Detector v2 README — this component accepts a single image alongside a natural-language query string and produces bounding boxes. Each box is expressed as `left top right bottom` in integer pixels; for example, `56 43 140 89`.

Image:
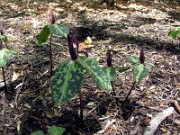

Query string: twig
143 107 174 135
170 100 180 115
173 100 180 114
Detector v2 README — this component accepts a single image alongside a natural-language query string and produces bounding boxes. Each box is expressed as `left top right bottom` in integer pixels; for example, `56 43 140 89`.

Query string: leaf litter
0 0 179 134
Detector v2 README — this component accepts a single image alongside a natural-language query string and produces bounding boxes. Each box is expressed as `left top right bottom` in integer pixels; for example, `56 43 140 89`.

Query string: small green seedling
122 48 155 106
31 126 66 135
50 34 112 126
0 30 16 93
36 11 69 76
168 26 180 39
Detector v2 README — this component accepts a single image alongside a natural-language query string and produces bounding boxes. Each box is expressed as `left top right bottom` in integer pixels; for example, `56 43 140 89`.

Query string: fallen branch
143 107 174 135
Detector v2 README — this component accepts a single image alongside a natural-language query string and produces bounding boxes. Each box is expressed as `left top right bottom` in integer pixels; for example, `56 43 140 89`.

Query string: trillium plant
103 46 129 105
0 30 16 93
122 48 155 106
50 34 112 126
34 12 156 132
36 11 69 76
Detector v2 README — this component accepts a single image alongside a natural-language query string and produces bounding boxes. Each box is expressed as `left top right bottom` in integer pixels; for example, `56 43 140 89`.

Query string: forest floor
0 0 180 135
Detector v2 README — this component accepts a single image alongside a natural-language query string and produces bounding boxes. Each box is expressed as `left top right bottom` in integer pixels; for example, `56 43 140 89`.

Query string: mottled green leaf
103 67 116 81
48 126 66 135
146 63 155 70
133 64 149 84
127 56 140 64
31 130 44 135
0 35 8 42
77 57 112 90
49 24 69 38
36 25 50 46
0 48 17 68
116 66 129 73
50 60 84 106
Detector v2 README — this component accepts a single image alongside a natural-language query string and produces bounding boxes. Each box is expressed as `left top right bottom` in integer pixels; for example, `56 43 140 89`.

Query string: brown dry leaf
143 117 151 126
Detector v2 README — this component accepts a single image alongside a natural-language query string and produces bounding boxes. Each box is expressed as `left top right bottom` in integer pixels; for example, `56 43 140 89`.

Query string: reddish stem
121 81 136 107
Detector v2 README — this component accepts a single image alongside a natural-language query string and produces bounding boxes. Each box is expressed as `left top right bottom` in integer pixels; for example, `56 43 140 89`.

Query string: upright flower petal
50 11 56 24
107 46 112 67
71 35 79 47
139 48 145 64
67 34 77 60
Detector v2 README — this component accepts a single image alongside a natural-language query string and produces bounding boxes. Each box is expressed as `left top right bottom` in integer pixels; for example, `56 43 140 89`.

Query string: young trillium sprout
139 48 145 64
105 46 119 105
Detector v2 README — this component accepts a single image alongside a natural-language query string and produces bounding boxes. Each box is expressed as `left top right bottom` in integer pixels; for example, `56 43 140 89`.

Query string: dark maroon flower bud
0 29 3 35
139 48 145 64
67 34 78 60
50 11 56 24
107 47 112 67
0 40 3 50
71 35 79 47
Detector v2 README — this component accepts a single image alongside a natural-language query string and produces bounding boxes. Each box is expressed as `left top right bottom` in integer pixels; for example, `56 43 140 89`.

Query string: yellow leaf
79 37 94 51
84 37 92 44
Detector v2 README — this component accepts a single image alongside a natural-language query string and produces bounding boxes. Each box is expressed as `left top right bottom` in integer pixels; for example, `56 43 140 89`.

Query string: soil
0 0 180 135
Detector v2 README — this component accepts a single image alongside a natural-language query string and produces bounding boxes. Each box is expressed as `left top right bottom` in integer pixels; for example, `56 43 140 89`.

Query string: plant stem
49 34 53 76
2 67 8 93
79 90 83 127
111 81 119 106
121 81 136 107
